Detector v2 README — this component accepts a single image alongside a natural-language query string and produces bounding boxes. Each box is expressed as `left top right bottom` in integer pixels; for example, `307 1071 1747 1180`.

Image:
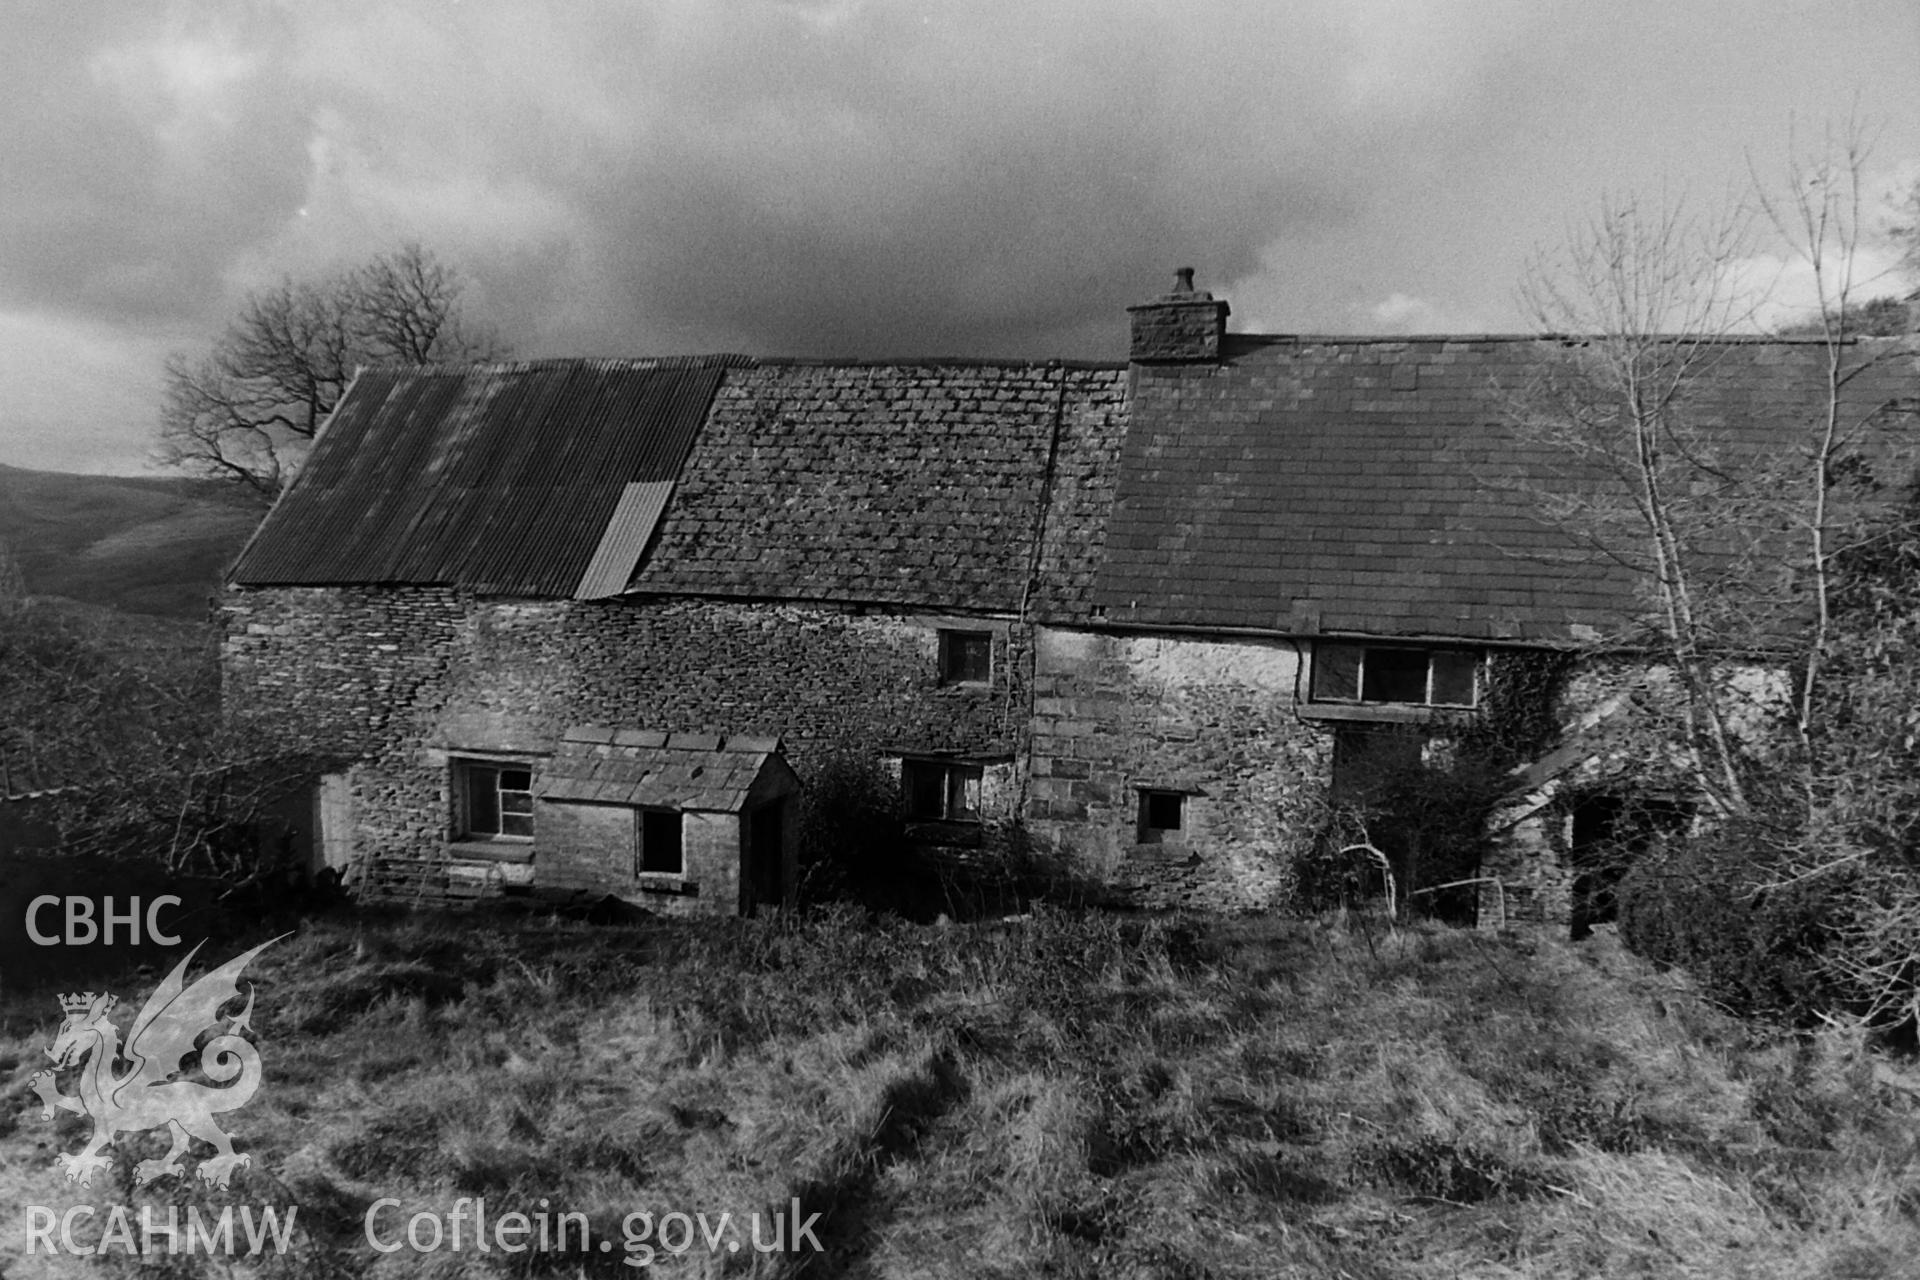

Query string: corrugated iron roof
537 727 789 812
229 358 739 597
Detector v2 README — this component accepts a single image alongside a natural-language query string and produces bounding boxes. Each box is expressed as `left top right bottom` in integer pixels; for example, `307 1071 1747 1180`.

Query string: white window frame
456 760 535 841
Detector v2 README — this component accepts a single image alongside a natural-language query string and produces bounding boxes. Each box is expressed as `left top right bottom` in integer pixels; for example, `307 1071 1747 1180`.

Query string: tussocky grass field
2 905 1917 1278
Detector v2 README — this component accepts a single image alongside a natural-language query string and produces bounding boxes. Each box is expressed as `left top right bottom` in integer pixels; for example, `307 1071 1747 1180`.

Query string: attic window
1137 789 1186 844
460 763 534 840
1310 644 1479 708
635 808 684 876
903 759 983 823
938 630 993 685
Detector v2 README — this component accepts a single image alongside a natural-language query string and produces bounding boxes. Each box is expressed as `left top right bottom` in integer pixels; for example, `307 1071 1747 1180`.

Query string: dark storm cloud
204 0 1449 359
550 2 1377 356
0 2 312 324
0 1 1605 357
280 0 1531 354
1 0 1915 472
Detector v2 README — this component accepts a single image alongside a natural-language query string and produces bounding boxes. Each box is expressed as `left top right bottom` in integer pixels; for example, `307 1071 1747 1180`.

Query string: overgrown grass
3 907 1917 1277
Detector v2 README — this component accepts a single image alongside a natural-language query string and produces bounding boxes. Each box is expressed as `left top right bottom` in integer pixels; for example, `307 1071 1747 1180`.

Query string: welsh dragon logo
28 936 284 1189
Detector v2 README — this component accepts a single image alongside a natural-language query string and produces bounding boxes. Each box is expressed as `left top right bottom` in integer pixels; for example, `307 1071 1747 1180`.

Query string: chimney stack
1128 268 1230 363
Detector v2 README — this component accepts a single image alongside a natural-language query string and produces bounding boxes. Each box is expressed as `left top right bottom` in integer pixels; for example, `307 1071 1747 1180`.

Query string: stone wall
221 587 1030 898
222 585 466 756
1023 627 1331 910
535 800 740 917
537 800 641 895
229 586 1747 919
222 588 1348 913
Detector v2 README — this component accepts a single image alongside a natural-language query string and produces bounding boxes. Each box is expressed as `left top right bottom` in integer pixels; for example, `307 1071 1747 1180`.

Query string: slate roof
224 322 1914 643
628 362 1127 611
229 359 735 597
1093 334 1918 643
537 727 786 812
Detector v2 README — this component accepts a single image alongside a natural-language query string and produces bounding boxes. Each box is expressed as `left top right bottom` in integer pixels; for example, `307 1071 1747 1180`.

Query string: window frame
634 807 685 877
456 760 535 842
901 758 985 823
937 629 994 687
1136 788 1187 845
1309 643 1481 709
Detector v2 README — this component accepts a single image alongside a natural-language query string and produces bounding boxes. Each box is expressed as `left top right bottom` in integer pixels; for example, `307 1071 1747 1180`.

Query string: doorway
1568 794 1687 940
744 800 786 914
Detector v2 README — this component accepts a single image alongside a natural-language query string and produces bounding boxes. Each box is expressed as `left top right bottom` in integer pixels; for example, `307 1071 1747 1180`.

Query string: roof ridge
1226 331 1892 347
358 354 756 375
357 354 1135 375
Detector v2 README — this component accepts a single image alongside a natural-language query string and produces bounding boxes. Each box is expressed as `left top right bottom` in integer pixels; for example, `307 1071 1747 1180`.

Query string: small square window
939 630 992 685
903 759 984 822
636 809 683 875
1138 789 1186 844
460 763 534 840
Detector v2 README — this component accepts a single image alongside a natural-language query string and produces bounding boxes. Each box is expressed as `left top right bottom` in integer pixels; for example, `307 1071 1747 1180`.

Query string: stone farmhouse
220 274 1917 925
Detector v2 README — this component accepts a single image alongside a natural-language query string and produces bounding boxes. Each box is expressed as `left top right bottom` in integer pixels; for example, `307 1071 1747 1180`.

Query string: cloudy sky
2 0 1915 474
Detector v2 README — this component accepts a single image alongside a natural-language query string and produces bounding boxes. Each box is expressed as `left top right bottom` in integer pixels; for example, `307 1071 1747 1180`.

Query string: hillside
0 464 261 618
2 909 1914 1277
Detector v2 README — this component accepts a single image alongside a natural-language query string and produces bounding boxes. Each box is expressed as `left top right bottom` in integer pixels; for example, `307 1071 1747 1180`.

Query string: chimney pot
1174 266 1195 294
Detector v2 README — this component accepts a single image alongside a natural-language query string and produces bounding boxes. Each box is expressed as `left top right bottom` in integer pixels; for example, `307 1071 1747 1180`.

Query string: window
1311 644 1479 707
461 763 533 840
938 630 993 685
903 759 984 822
1137 789 1186 844
636 809 684 876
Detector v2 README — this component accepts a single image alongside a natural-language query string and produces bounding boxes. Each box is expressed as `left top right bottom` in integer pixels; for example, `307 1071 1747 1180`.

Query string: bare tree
1808 492 1920 1029
1515 193 1768 816
156 243 505 500
1520 128 1920 1032
1753 123 1920 1030
1749 119 1911 766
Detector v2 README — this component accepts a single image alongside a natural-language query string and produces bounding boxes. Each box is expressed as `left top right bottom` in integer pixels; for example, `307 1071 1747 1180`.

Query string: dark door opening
744 801 785 915
1569 794 1687 940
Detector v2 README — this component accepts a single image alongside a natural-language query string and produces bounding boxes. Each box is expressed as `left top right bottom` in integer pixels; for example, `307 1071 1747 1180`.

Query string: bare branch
154 244 507 498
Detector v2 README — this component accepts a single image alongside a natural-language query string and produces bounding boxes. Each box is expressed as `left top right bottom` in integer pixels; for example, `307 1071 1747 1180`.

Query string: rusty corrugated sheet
574 481 674 599
229 358 738 597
